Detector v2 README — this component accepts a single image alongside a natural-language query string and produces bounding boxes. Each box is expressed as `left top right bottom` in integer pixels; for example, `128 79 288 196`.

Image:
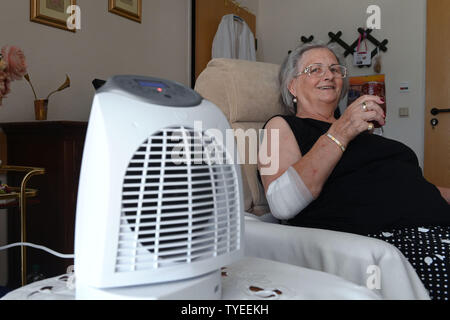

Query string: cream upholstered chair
194 58 431 300
195 58 284 216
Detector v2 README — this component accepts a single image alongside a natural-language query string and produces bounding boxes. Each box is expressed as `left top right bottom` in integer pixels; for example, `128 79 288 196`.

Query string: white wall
256 0 427 167
0 0 191 122
0 0 191 287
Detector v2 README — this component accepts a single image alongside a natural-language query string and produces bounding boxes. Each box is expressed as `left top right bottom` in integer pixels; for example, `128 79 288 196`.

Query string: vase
34 99 48 121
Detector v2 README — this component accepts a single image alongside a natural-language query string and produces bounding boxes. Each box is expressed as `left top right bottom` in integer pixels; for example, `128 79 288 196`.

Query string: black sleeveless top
263 115 450 235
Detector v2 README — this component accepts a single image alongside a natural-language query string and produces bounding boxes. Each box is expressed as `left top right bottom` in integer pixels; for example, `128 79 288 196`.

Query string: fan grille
115 127 240 272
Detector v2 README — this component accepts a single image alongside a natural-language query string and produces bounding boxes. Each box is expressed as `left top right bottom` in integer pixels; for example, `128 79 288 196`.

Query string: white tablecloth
244 215 431 300
2 257 380 300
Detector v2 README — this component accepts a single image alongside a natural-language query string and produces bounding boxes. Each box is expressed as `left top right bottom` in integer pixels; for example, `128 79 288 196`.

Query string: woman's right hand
328 95 386 147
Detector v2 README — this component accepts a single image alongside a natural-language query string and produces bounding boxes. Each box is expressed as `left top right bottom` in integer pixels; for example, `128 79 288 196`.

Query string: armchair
194 58 430 300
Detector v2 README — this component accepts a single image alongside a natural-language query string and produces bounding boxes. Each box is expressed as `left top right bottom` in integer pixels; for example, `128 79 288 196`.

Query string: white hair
279 41 349 115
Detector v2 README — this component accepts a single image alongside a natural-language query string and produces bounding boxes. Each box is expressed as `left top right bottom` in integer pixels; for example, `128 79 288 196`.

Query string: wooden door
424 0 450 187
193 0 256 83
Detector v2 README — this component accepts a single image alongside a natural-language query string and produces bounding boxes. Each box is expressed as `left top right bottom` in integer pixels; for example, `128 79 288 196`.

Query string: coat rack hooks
301 35 314 44
328 31 354 57
355 28 388 67
328 28 389 68
296 29 388 68
357 28 388 52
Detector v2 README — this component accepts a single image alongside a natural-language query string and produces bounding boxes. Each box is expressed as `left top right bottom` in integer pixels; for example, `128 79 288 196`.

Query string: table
1 257 380 300
0 165 45 286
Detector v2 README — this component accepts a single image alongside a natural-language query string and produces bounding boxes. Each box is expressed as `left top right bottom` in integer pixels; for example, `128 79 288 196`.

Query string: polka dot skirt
366 226 450 300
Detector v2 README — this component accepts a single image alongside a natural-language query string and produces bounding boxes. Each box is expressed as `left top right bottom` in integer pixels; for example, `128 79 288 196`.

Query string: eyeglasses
296 63 348 79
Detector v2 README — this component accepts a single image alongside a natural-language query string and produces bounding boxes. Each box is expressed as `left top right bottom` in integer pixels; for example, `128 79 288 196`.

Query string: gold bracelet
326 133 346 152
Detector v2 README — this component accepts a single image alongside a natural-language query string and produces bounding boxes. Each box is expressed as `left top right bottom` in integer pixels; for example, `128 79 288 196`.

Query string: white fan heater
74 75 244 299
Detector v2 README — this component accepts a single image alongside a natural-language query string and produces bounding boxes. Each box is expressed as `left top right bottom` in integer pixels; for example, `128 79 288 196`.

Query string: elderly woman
258 42 450 300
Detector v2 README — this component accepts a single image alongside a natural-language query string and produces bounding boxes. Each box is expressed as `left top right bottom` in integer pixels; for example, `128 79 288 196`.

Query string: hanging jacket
212 14 256 61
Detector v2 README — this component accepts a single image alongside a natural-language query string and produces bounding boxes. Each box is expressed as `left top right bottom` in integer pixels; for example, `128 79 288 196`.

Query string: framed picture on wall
30 0 78 32
108 0 142 23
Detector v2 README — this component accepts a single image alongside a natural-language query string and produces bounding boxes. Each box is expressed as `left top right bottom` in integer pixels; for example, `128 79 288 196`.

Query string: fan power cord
0 242 74 259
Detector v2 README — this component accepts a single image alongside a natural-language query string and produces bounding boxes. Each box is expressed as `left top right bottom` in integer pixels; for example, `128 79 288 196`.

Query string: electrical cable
0 242 74 259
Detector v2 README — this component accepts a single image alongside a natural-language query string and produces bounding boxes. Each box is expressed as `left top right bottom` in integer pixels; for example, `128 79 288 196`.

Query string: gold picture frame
30 0 77 32
109 0 142 23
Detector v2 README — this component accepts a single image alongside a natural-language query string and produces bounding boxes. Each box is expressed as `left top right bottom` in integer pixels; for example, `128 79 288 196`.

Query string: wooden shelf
0 185 40 209
0 198 40 209
0 187 39 200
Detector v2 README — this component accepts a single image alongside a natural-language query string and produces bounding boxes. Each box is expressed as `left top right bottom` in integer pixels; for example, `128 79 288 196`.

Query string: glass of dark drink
362 81 386 129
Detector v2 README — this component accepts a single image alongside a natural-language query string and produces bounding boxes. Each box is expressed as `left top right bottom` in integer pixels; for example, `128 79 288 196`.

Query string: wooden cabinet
1 121 87 288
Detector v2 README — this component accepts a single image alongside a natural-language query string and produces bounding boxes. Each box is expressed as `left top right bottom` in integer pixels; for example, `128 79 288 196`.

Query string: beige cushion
195 58 287 215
